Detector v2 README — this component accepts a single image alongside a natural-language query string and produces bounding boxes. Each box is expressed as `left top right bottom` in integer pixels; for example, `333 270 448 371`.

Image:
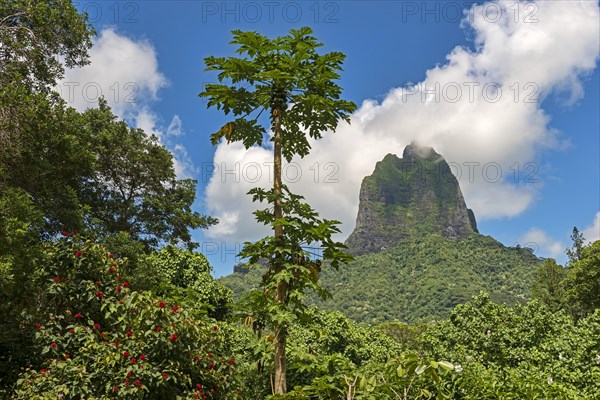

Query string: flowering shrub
14 236 241 399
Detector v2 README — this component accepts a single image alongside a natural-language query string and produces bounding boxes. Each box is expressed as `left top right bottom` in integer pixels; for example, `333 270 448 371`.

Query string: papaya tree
200 27 356 393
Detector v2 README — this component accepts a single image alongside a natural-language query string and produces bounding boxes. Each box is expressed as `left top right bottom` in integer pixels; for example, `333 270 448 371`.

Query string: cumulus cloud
57 28 167 118
204 0 599 243
134 112 197 179
134 107 163 138
57 28 196 180
520 228 564 259
583 212 600 244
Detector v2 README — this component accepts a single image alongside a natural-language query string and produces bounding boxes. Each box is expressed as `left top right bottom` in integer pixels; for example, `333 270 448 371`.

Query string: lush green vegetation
1 2 599 398
200 26 357 393
221 233 541 324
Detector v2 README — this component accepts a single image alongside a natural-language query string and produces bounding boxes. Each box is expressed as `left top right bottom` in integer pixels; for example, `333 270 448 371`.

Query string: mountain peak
345 144 478 255
401 142 438 160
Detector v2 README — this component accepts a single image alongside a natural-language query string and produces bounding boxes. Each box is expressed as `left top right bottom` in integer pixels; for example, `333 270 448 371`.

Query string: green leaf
437 361 454 370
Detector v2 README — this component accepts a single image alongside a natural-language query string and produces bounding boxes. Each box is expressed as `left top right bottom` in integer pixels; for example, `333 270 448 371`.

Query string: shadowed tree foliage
0 2 217 391
531 258 567 312
566 227 585 265
0 0 94 89
80 99 216 251
565 240 600 317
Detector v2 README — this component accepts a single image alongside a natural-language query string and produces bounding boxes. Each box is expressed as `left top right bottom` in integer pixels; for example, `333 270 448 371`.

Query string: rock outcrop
345 143 478 255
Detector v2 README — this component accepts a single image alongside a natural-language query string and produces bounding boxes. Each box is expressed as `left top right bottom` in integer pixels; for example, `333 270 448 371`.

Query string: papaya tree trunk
272 106 287 394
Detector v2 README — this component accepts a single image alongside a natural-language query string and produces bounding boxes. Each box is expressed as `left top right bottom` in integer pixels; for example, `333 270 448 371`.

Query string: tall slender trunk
272 106 287 394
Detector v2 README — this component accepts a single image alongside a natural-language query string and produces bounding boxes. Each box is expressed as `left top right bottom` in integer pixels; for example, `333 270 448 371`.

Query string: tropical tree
565 240 600 317
0 0 93 90
531 258 567 312
200 27 356 393
80 99 217 251
566 227 586 265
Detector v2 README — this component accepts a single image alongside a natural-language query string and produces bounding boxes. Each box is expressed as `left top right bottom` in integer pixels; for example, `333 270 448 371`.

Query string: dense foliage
200 26 356 393
220 233 541 324
0 0 216 392
423 293 600 399
13 236 240 399
1 2 599 398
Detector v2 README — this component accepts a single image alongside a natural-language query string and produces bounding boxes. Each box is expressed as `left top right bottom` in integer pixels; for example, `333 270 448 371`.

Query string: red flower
94 323 100 330
65 353 70 359
96 291 104 299
229 359 235 365
134 379 141 387
213 325 218 331
108 267 115 273
159 302 166 308
155 326 161 332
75 313 83 318
122 351 129 357
126 371 132 378
114 341 119 347
108 253 114 258
75 250 82 257
170 334 177 342
130 357 136 364
209 362 214 369
68 329 75 334
139 354 146 361
100 332 105 339
35 323 41 329
60 231 69 237
126 331 133 337
123 281 129 288
207 353 213 358
117 275 122 280
162 372 168 380
171 305 180 313
196 384 202 389
50 343 57 349
53 277 60 283
116 286 122 292
40 369 47 374
113 387 118 392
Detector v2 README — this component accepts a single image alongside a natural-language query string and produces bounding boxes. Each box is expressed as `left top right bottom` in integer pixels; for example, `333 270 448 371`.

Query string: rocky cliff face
345 143 478 255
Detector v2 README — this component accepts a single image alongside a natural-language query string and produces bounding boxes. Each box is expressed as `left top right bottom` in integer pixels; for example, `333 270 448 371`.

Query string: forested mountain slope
220 144 542 324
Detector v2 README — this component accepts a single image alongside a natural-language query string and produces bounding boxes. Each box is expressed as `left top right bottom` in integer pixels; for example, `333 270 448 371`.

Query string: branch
0 11 27 28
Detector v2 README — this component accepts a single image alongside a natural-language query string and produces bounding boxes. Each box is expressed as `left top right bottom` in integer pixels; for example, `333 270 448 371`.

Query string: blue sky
63 1 599 276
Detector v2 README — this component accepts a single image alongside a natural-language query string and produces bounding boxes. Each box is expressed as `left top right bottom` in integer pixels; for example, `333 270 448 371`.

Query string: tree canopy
201 26 356 393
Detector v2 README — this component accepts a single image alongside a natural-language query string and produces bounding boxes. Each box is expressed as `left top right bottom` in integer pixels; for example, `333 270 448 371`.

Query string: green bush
13 236 241 399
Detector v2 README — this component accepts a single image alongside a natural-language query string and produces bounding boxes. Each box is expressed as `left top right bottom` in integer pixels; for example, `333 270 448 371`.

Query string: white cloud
57 28 167 119
167 115 184 136
583 212 600 244
520 228 564 259
134 107 163 138
57 28 197 180
204 0 599 243
171 144 198 179
134 111 197 179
